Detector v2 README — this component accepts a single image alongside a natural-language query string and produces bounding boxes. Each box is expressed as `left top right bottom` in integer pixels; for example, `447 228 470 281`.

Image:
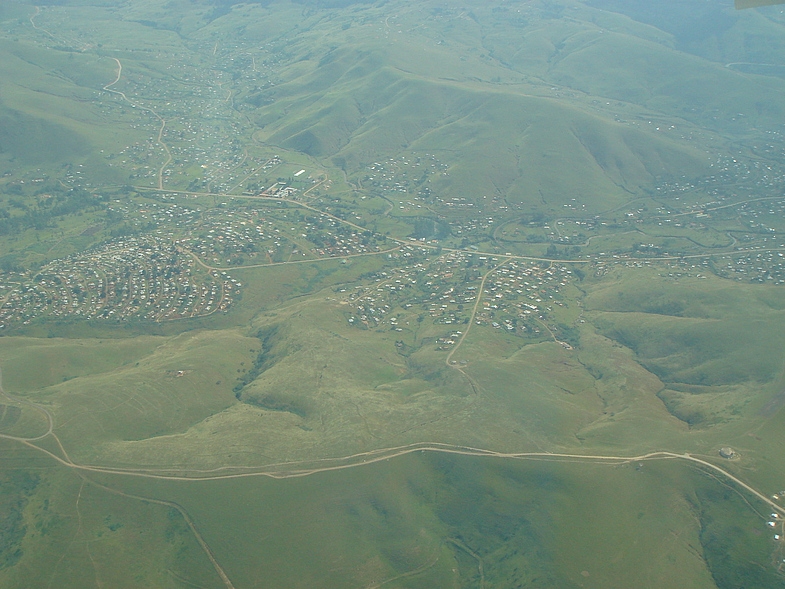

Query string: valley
1 0 785 587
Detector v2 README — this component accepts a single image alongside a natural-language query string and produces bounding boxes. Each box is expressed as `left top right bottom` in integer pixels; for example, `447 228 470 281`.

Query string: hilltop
2 1 785 588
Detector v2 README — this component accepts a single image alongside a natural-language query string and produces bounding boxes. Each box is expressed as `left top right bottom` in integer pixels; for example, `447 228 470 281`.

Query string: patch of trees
241 394 306 418
544 244 581 259
555 323 580 348
0 472 39 571
0 187 104 236
233 325 280 396
410 217 450 240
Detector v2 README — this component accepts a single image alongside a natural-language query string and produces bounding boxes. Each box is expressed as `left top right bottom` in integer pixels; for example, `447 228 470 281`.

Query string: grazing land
2 0 785 587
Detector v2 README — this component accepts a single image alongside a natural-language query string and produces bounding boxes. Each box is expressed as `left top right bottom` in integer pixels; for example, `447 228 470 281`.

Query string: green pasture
9 276 776 479
10 452 771 589
586 269 785 391
0 442 221 589
16 329 255 465
0 0 785 587
0 336 165 393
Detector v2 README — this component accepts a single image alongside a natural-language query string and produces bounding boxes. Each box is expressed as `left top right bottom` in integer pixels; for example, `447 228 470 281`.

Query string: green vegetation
1 0 785 587
0 471 38 570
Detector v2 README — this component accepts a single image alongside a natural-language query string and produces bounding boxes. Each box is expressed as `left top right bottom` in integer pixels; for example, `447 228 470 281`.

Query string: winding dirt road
4 363 784 589
445 256 511 367
0 368 54 442
103 58 172 190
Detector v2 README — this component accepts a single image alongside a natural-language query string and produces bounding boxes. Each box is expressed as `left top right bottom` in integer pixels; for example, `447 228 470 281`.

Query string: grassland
2 0 785 587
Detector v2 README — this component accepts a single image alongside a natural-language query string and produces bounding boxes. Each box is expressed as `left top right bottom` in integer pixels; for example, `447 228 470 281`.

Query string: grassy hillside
2 0 785 587
587 0 785 65
0 104 91 164
17 452 776 589
253 55 709 210
0 38 134 170
586 268 785 429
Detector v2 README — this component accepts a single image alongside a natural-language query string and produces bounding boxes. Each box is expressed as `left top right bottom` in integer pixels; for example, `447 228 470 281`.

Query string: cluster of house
364 154 449 201
184 206 389 266
717 248 785 284
100 54 274 191
0 237 234 329
343 249 572 344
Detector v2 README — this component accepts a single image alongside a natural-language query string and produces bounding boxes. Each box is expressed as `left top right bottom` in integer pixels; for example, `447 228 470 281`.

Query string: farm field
2 0 785 587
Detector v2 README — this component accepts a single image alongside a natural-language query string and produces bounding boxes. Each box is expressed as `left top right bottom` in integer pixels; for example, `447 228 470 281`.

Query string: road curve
0 368 54 441
10 432 785 517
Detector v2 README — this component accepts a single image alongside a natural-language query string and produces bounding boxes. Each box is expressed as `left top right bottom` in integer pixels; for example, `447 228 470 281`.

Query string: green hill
252 51 709 211
3 1 785 588
0 104 90 164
